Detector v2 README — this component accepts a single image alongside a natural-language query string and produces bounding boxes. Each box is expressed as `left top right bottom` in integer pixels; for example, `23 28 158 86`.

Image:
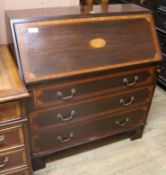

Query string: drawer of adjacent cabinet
155 10 166 32
0 125 25 152
30 86 153 130
158 31 166 54
159 54 166 80
0 149 27 174
32 67 156 109
159 0 166 7
31 107 147 154
0 101 23 124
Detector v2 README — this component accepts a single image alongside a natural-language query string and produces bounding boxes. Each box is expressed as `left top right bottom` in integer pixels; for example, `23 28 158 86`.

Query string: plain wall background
0 0 79 44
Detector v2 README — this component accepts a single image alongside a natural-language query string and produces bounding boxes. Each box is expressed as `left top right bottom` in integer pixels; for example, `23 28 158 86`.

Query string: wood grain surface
34 86 166 175
14 13 161 84
0 45 29 102
32 67 155 109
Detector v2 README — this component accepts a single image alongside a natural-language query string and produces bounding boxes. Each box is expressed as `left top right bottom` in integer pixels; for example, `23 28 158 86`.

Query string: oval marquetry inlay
89 38 106 49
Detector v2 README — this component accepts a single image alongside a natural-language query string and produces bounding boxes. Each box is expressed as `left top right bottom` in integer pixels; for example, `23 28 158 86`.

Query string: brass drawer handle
0 157 9 168
0 135 6 143
123 75 139 87
57 110 76 122
115 118 130 127
120 96 135 106
57 132 74 143
57 88 76 101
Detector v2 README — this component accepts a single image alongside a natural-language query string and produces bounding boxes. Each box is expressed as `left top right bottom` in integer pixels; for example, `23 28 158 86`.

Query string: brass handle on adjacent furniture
115 118 130 127
0 135 6 143
0 157 9 168
123 75 139 87
57 132 74 143
57 111 76 122
120 96 135 106
57 88 76 101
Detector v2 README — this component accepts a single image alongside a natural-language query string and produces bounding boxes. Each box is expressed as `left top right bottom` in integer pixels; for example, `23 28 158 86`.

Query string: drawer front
0 101 22 124
33 67 155 109
158 31 166 54
159 54 166 81
0 149 27 173
155 10 166 32
30 86 153 130
3 168 29 175
0 125 24 152
31 107 147 154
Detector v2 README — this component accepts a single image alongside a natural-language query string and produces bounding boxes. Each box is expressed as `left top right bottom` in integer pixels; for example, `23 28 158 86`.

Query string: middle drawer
30 86 153 131
0 125 25 152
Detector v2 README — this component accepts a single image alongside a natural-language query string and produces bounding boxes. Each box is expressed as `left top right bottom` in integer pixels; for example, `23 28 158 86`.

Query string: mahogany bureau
6 4 162 171
0 46 32 174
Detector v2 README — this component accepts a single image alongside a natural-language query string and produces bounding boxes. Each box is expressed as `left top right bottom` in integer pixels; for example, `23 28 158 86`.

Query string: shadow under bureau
6 4 162 171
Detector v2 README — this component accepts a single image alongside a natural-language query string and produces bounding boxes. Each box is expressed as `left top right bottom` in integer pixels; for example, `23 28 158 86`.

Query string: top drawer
33 67 156 109
0 101 23 124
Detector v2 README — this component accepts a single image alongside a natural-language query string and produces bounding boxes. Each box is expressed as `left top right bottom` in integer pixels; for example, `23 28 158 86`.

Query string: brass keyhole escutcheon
89 38 106 49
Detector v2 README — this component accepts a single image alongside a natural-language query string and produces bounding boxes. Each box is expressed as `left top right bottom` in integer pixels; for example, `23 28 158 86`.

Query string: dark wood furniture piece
154 0 166 88
80 0 159 10
6 4 162 171
0 45 33 175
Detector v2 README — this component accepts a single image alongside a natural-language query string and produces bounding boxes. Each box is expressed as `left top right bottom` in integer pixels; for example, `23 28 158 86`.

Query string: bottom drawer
0 149 27 174
3 168 29 175
31 107 147 155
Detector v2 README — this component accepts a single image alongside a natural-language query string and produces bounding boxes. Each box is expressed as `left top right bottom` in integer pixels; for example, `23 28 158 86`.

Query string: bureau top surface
0 45 29 103
7 4 162 85
6 4 150 22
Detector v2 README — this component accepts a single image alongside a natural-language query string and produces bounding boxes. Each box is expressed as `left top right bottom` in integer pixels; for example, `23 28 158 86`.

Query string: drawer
31 107 147 154
30 86 153 130
158 31 166 54
33 67 156 109
159 0 166 7
0 149 27 174
158 54 166 81
3 168 29 175
155 10 166 32
0 101 22 124
0 125 25 152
